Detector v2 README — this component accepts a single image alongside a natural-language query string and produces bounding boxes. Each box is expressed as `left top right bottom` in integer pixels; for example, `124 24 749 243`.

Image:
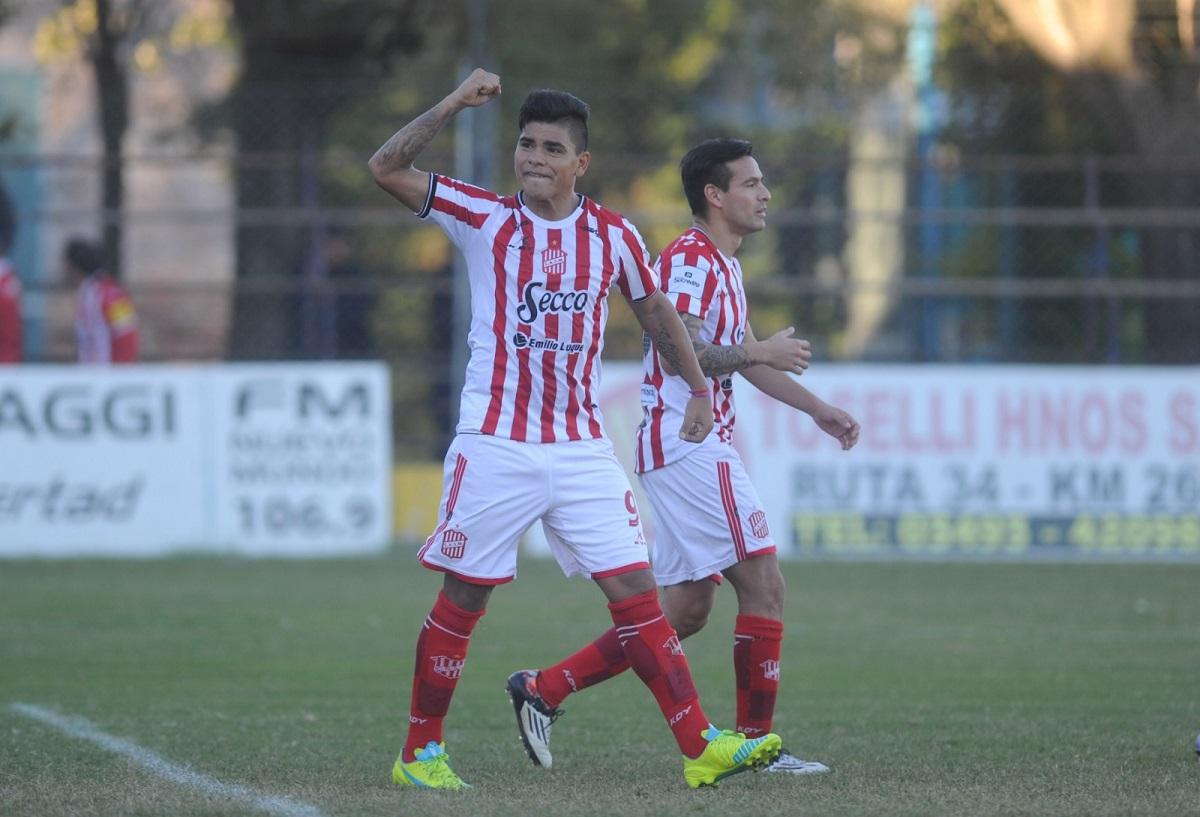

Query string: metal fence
3 149 1198 456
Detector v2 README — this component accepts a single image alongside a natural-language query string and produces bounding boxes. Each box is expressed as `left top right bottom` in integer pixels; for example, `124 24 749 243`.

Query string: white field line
9 703 327 817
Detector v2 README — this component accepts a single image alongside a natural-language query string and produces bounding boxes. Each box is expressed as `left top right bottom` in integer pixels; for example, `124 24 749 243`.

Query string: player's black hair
680 138 755 217
518 89 590 153
64 237 105 275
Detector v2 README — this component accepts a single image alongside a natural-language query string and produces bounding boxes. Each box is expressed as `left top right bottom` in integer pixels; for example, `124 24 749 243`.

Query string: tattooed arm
629 291 714 442
660 313 812 378
368 68 501 211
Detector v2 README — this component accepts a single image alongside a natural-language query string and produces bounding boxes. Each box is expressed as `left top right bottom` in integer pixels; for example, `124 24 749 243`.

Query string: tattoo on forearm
373 105 449 171
653 325 686 376
680 313 751 377
697 344 752 376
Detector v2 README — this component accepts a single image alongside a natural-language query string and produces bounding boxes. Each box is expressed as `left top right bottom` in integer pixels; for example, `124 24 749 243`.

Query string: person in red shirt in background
0 243 21 363
63 237 139 364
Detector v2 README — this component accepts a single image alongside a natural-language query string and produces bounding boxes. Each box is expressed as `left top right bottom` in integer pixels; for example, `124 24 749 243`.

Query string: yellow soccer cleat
682 725 783 789
392 741 471 790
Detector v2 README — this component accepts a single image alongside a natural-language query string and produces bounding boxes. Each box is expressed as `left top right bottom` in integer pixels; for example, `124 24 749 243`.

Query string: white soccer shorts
638 441 777 586
418 433 650 584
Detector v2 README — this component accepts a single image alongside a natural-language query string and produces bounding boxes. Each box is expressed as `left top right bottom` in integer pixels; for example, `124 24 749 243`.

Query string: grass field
1 553 1198 817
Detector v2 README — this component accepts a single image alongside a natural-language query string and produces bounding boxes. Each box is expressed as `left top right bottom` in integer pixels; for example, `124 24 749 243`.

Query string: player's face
514 121 589 204
716 156 771 235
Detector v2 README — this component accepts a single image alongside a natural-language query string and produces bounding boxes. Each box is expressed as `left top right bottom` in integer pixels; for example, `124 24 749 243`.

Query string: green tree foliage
223 0 431 360
32 0 225 276
223 0 900 453
937 0 1200 361
216 0 1199 453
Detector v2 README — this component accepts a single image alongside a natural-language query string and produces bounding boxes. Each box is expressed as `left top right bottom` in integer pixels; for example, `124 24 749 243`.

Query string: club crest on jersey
441 528 467 559
431 655 465 679
749 510 770 539
541 246 567 278
760 659 780 681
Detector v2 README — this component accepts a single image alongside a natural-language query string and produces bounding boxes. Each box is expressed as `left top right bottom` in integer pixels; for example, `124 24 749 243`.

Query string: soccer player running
507 138 860 775
369 73 782 791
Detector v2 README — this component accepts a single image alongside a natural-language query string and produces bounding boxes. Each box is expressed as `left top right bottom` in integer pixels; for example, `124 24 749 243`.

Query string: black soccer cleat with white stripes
766 748 831 775
506 669 563 768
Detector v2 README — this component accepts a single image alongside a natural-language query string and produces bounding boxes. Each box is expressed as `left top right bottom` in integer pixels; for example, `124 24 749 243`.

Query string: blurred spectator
63 237 139 364
0 183 22 363
0 245 20 364
325 226 376 359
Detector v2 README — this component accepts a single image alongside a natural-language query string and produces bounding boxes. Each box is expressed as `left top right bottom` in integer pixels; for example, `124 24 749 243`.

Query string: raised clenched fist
452 68 502 109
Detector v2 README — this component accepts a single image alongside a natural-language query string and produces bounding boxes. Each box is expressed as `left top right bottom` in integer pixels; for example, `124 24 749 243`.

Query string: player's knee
443 574 492 612
760 588 785 620
669 601 710 639
742 568 785 619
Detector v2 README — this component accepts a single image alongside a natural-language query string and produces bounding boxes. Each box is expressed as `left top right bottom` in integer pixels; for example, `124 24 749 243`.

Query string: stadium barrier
0 363 392 556
9 362 1196 561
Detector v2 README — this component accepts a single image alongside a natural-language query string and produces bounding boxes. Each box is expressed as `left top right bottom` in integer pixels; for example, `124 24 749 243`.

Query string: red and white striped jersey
75 273 139 364
635 227 748 473
420 173 659 443
0 257 22 363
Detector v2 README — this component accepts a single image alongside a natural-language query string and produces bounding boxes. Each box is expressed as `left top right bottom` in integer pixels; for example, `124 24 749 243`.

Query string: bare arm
631 291 708 390
629 291 713 442
741 324 860 450
681 313 751 375
368 68 501 211
662 313 812 378
741 363 823 413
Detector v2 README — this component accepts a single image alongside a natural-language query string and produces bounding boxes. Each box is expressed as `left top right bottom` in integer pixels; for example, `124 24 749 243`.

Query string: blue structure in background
907 1 944 361
0 69 44 360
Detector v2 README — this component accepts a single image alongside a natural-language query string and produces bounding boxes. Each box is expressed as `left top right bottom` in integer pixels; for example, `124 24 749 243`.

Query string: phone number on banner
791 513 1200 558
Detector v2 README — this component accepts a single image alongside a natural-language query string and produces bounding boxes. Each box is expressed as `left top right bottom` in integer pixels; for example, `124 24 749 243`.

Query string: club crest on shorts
430 655 465 679
441 528 468 559
749 510 770 539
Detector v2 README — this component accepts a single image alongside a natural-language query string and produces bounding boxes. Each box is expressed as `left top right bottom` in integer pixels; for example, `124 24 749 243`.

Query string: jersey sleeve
103 288 139 363
0 275 21 363
613 219 659 302
660 248 719 318
103 290 137 336
419 173 502 250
